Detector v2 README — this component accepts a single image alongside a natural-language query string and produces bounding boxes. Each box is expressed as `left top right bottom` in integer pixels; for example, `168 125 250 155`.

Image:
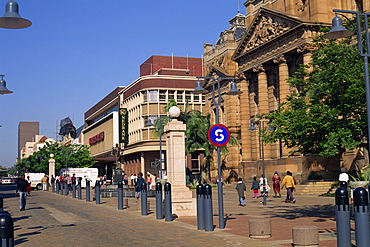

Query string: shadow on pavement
14 223 76 246
0 185 18 199
262 204 335 219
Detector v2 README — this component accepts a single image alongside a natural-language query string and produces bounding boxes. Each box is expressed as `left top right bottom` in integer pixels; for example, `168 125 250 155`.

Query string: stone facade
202 0 367 180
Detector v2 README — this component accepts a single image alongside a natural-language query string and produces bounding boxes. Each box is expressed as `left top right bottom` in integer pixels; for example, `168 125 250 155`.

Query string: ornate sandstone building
203 0 368 181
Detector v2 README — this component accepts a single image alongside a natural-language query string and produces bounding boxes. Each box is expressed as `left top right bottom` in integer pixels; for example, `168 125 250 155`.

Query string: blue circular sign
208 124 230 147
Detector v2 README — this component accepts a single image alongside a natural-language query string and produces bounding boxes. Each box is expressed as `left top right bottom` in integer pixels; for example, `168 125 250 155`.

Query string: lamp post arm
332 10 369 57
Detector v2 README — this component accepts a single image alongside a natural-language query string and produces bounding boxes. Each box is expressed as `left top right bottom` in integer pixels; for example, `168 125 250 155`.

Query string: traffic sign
208 124 230 147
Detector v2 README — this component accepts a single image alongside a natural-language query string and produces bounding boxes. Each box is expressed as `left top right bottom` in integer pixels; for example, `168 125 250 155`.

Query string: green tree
262 32 365 160
14 142 96 175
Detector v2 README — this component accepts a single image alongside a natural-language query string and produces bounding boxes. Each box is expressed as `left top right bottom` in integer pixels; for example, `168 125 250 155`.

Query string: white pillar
48 157 55 178
164 119 196 216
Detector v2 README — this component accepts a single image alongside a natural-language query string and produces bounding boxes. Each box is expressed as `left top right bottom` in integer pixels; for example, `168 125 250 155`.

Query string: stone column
253 64 269 115
48 157 55 178
273 55 291 104
224 82 240 172
253 64 272 159
140 152 145 177
238 73 252 162
164 119 196 216
274 55 291 158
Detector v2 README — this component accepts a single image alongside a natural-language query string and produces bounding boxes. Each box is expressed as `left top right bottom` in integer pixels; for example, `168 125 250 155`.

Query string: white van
59 168 99 188
24 173 45 190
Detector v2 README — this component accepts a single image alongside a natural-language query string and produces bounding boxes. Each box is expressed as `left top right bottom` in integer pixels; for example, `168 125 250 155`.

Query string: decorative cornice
297 42 320 53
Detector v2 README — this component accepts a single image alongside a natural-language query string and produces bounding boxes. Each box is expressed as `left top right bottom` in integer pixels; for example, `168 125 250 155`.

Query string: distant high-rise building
18 122 39 159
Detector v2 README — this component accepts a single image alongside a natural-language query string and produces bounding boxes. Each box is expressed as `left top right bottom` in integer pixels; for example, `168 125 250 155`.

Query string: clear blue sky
0 0 243 167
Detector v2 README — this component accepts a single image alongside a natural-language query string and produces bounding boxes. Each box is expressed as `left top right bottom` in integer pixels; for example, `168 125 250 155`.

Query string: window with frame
185 91 191 102
168 90 175 101
177 91 184 102
142 91 148 103
149 90 158 102
159 90 166 102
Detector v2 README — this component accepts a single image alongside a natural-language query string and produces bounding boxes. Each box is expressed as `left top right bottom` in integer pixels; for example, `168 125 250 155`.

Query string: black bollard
95 181 101 204
196 184 205 230
118 181 123 210
78 178 82 200
141 182 148 216
164 182 172 221
86 179 90 202
63 180 67 196
203 184 214 232
56 181 59 194
0 211 14 247
72 181 76 198
155 182 163 220
46 182 49 192
59 182 63 195
0 196 3 211
335 187 351 247
353 187 370 247
51 181 55 193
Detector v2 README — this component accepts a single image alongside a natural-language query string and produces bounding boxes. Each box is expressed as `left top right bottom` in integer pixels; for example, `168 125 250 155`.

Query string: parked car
1 177 12 185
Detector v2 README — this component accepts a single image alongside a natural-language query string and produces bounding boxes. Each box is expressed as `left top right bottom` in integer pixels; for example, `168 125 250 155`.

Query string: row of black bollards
196 184 213 231
52 178 86 202
335 182 370 247
153 182 172 221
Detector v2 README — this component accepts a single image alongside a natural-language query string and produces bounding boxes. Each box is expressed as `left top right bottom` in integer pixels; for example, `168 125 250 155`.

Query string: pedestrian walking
272 171 281 198
251 176 260 198
51 175 55 192
16 175 28 211
235 178 246 206
67 174 72 191
71 174 76 186
123 172 128 185
41 175 48 191
281 171 296 203
259 175 270 197
26 175 31 195
146 174 153 190
135 172 145 203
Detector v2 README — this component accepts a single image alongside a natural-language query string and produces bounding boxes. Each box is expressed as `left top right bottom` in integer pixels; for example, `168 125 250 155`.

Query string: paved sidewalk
1 184 345 246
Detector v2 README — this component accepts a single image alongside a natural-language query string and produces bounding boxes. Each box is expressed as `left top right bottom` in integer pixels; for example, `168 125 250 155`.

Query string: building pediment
233 7 308 62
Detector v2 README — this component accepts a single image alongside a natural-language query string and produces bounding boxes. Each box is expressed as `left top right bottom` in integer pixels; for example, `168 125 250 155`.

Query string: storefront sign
119 108 128 144
89 132 104 145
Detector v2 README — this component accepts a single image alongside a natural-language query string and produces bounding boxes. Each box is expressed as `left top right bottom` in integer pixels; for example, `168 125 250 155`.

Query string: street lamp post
38 156 43 173
0 0 31 29
192 76 242 230
60 150 71 173
0 1 31 95
0 75 12 95
324 10 370 152
249 120 272 206
145 116 168 180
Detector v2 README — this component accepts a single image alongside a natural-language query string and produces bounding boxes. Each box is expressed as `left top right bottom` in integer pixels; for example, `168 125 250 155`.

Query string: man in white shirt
339 167 349 187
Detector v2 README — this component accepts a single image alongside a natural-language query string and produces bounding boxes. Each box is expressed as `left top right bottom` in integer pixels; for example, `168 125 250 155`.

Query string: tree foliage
13 142 96 175
262 32 365 158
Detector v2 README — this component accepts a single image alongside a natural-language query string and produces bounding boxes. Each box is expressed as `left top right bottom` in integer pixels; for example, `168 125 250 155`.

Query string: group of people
236 170 297 206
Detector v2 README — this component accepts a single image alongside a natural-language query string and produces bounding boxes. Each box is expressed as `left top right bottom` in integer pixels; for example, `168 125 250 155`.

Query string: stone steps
294 181 338 195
